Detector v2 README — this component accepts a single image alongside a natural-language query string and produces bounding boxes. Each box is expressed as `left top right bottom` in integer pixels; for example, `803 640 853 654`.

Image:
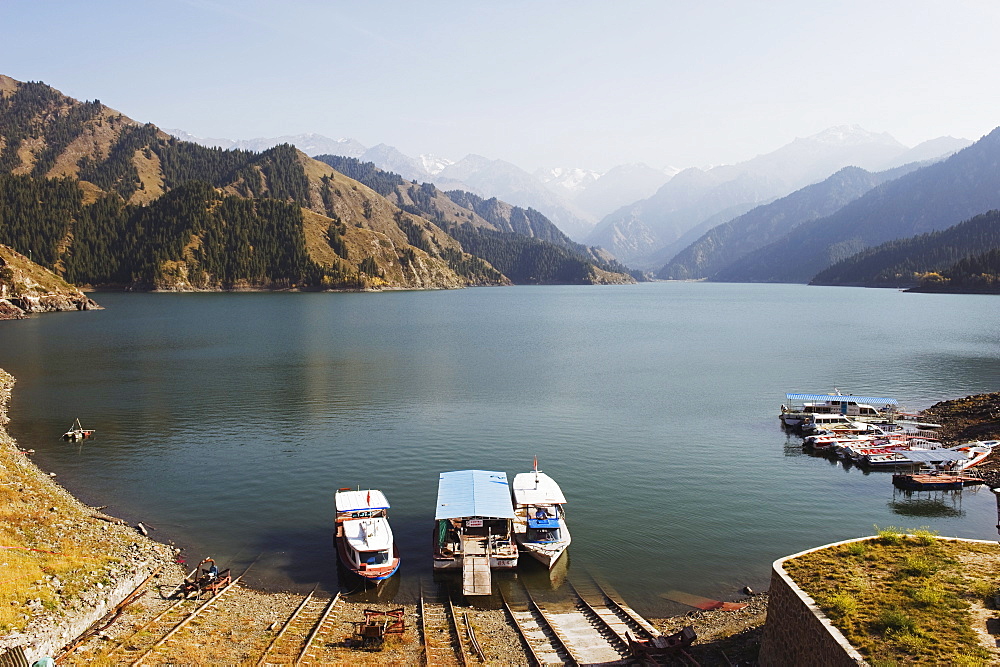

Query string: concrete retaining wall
759 535 999 666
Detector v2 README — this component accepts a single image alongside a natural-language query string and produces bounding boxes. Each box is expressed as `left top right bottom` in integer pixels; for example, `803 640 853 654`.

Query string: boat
781 392 898 428
864 442 995 469
433 470 518 595
334 488 400 582
511 458 571 569
62 418 95 441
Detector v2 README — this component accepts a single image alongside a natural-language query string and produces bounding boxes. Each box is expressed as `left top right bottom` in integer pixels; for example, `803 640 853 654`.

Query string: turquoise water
2 283 999 616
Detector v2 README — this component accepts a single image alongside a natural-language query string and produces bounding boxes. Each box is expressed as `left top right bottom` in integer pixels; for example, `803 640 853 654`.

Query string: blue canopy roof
786 393 898 406
435 470 516 520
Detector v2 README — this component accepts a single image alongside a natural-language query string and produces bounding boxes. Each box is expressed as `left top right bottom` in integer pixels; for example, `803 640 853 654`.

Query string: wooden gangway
462 556 491 596
461 535 492 596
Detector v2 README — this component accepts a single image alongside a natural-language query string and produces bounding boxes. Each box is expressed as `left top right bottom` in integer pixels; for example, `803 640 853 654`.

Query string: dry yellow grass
783 530 1000 665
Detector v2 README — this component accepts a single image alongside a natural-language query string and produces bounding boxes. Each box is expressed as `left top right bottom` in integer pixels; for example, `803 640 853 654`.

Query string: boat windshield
361 550 390 566
527 527 560 543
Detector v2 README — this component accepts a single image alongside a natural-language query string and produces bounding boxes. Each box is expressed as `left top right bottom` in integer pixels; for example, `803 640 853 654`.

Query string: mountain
170 130 624 238
657 162 925 280
0 75 516 290
911 246 1000 293
538 163 678 222
586 166 781 268
713 127 1000 283
166 129 367 158
584 125 960 270
881 136 972 169
809 209 1000 288
312 155 633 284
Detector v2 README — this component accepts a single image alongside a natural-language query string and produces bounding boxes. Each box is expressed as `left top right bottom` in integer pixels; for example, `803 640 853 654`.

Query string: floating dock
892 472 984 491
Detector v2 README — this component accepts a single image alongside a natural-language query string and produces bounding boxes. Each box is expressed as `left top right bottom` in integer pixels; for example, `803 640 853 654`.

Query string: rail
420 581 466 666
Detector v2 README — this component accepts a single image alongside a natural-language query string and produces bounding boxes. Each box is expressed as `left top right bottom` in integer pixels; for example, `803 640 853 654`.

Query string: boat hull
515 536 569 569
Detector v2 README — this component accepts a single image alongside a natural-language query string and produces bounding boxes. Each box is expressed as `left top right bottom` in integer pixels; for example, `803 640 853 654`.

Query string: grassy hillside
0 75 505 291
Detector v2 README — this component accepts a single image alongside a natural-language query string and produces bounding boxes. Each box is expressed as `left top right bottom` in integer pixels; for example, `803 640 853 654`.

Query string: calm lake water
2 283 999 616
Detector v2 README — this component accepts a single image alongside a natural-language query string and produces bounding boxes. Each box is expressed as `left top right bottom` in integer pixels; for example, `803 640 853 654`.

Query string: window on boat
363 550 390 566
527 528 559 542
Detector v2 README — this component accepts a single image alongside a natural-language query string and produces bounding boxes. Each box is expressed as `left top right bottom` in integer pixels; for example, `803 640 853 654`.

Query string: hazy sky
3 1 998 172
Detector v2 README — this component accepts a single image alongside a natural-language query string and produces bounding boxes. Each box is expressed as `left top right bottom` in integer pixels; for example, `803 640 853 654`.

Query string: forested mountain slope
910 247 1000 293
0 75 508 290
713 127 1000 283
810 210 1000 288
314 155 633 284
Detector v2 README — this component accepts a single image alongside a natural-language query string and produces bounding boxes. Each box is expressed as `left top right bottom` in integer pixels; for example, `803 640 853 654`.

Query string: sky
2 0 999 173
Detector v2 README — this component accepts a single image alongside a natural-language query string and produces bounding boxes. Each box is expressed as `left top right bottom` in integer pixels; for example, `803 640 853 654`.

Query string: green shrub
876 607 917 633
846 542 868 557
907 584 944 607
827 592 858 617
901 555 937 578
876 525 904 545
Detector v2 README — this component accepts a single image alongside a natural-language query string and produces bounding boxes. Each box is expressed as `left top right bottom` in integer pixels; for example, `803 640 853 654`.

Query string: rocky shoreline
922 392 1000 488
0 246 101 320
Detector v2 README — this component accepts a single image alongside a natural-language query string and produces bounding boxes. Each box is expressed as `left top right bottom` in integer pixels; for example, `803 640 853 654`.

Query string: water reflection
888 491 964 518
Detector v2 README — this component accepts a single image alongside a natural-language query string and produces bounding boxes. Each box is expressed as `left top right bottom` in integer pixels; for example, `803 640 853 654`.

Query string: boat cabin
782 393 898 427
512 471 568 543
433 470 518 572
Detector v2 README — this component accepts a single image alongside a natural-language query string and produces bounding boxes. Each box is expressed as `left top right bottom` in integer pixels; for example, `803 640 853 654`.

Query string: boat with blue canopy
780 391 899 427
433 470 518 595
511 459 570 569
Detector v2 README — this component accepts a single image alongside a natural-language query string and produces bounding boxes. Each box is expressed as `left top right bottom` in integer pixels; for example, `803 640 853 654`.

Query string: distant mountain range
168 129 678 241
585 126 971 269
710 127 1000 284
0 74 632 292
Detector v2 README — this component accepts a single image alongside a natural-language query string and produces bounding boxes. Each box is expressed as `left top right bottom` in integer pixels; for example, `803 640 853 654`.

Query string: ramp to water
463 555 491 596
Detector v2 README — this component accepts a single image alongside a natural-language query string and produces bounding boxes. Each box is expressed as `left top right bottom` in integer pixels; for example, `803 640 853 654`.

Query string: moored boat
432 470 519 572
511 459 571 569
62 418 95 441
781 392 898 428
334 488 400 582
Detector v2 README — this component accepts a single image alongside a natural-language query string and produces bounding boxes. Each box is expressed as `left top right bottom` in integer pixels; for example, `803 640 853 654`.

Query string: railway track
256 588 341 666
420 582 483 665
96 571 244 664
503 571 664 665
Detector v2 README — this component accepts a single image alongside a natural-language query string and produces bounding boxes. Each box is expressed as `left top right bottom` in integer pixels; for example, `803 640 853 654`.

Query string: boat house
433 470 519 595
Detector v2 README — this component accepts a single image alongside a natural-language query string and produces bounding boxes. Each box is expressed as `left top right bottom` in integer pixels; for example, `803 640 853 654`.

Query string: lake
2 283 999 617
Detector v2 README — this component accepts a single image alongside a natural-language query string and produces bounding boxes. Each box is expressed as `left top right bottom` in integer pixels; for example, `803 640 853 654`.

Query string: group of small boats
334 459 570 586
781 390 996 472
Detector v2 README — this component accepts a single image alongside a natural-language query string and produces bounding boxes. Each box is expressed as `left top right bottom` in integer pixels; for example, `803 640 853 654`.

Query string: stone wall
758 536 871 666
759 535 1000 666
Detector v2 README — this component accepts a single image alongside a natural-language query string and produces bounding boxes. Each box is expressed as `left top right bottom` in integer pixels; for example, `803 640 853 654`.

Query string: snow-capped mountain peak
419 154 454 175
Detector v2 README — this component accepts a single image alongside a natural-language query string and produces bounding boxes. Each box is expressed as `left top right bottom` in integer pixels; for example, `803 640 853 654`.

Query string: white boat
334 488 400 582
511 460 570 569
781 392 898 427
62 418 95 441
864 442 995 469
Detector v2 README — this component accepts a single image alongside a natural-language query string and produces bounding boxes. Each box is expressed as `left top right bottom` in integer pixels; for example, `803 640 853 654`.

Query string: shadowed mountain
713 127 1000 283
657 162 927 281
